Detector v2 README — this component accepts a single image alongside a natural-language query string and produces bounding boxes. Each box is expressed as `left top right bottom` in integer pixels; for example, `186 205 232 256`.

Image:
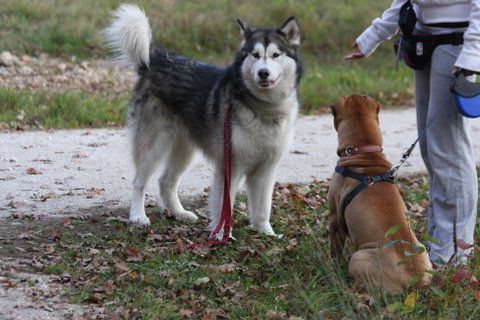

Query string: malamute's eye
272 52 281 58
252 52 260 59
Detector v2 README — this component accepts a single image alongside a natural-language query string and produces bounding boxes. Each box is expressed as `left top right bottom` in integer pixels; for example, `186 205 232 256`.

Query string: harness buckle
366 177 375 186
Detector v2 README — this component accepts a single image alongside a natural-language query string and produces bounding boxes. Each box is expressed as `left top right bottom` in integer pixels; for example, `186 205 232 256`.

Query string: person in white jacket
346 0 480 265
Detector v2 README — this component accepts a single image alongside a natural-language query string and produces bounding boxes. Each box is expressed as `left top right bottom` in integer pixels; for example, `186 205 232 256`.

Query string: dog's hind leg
130 138 170 226
349 248 404 293
129 97 174 225
246 164 277 235
158 132 197 221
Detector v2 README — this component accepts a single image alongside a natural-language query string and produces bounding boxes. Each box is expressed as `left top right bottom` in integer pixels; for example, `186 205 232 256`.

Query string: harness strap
335 165 395 216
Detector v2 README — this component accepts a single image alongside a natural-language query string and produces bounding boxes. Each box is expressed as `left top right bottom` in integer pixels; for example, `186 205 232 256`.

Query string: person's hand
344 42 365 60
452 66 478 76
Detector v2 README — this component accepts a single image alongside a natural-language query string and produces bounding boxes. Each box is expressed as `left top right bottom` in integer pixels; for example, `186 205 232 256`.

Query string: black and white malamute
104 4 302 236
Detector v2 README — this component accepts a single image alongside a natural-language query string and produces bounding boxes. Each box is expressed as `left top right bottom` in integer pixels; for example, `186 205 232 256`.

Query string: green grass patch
0 87 129 129
23 176 480 319
0 0 416 122
0 0 398 60
301 56 413 112
0 58 413 130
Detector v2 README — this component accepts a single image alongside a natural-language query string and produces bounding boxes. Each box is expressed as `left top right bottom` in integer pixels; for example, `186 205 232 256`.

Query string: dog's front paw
172 210 198 221
252 222 276 236
129 212 151 226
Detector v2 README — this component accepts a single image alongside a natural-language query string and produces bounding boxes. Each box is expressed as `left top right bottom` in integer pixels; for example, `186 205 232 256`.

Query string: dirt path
3 108 480 220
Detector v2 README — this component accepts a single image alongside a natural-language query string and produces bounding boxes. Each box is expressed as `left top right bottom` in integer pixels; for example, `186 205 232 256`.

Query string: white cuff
455 49 480 73
356 25 383 57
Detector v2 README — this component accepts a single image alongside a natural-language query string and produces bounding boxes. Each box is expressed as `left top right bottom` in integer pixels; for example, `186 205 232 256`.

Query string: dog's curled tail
103 4 152 68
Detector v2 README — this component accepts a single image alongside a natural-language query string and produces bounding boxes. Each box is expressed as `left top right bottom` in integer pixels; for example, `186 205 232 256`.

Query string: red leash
182 102 233 249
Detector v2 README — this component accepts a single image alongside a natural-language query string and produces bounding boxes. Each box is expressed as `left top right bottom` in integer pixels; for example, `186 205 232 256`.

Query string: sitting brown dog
328 94 432 292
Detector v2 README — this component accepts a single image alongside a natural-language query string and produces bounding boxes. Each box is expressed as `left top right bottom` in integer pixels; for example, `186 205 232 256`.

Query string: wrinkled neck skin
336 117 392 175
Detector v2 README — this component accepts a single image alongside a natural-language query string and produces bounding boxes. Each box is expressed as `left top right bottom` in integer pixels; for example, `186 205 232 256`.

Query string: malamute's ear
237 18 253 39
278 17 300 47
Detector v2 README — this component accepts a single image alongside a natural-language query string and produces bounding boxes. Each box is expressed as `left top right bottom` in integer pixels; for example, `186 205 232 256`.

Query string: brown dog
328 94 432 292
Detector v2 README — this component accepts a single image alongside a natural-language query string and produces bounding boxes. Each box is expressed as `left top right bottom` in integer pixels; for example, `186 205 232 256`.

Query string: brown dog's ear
330 104 340 131
330 104 336 116
374 102 381 123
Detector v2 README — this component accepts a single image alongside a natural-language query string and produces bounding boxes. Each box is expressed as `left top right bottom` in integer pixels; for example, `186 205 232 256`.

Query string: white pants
414 44 478 264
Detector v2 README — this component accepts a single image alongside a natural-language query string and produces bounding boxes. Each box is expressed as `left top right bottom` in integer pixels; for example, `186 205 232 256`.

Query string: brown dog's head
330 94 383 156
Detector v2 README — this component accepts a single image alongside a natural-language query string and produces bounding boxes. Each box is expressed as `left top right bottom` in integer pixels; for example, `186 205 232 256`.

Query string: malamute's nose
258 69 270 79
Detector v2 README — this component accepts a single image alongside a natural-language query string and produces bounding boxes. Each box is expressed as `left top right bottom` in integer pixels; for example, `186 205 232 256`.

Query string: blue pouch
450 72 480 118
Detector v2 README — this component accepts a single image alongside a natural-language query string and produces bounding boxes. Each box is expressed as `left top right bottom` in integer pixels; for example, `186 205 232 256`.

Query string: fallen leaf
452 268 470 283
2 279 21 288
97 281 115 294
193 277 209 287
89 248 100 255
62 217 73 227
217 263 236 274
457 240 474 250
404 291 417 308
26 167 41 174
114 261 130 275
88 293 104 303
51 230 62 241
179 309 194 317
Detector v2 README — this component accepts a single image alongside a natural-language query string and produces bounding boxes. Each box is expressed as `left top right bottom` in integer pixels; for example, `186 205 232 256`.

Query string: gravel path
3 108 480 219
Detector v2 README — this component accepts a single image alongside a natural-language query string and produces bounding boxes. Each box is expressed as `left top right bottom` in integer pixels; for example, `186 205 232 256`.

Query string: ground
2 178 480 319
1 0 480 317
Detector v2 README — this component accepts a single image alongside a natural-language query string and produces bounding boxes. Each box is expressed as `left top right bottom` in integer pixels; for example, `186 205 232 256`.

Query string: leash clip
388 164 400 180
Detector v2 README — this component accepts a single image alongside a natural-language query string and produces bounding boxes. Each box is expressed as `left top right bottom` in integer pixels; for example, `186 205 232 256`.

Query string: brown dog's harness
336 145 395 216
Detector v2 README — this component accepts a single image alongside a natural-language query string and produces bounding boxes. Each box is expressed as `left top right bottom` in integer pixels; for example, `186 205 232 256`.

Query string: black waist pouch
394 33 464 70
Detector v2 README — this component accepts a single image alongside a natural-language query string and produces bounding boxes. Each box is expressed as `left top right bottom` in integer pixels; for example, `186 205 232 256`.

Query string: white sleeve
455 0 480 72
356 0 407 56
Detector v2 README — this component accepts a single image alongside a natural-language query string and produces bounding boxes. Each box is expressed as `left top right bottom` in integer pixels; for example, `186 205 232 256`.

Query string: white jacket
356 0 480 72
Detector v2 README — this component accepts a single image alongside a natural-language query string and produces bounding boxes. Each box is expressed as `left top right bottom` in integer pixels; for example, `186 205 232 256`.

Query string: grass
0 0 398 60
0 87 129 129
18 175 479 319
0 60 413 129
0 0 415 127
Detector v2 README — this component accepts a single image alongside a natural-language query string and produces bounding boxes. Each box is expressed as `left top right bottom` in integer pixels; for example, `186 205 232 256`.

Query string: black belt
406 32 464 46
424 21 469 29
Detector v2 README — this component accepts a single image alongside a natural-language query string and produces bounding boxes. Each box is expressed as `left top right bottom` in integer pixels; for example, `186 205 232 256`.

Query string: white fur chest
232 95 298 169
